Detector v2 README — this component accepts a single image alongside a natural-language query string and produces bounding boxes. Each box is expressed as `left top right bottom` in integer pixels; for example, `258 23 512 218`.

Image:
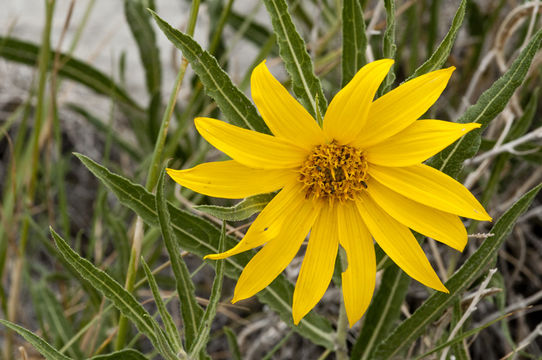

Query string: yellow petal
337 201 376 327
251 61 326 149
366 178 467 251
369 164 492 221
292 205 339 324
205 182 304 260
232 198 321 302
356 193 448 292
323 59 394 144
366 120 481 167
195 117 308 169
166 160 294 199
352 67 455 149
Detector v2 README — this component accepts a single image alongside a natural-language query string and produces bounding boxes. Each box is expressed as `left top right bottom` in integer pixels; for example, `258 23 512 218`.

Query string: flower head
167 59 491 326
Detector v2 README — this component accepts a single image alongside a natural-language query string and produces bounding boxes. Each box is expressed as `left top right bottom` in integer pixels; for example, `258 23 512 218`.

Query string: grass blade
341 0 368 86
189 222 226 356
430 28 542 177
156 169 203 348
262 0 327 118
373 183 542 359
0 320 71 360
150 11 268 133
75 153 335 349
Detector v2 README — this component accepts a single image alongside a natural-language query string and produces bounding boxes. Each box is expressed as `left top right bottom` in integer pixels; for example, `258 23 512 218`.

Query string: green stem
115 0 201 350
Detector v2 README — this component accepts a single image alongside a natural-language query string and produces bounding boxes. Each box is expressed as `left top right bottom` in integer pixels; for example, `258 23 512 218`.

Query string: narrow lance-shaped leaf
156 169 204 348
49 227 174 356
189 222 227 356
0 319 72 360
194 193 274 221
148 317 180 360
380 0 396 94
430 28 542 177
262 0 327 118
341 0 368 86
149 11 268 133
373 183 542 360
0 36 142 112
408 0 466 79
141 258 184 354
124 0 161 95
75 153 335 349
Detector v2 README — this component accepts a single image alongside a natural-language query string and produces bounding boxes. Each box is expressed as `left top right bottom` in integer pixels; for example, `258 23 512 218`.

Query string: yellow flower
167 59 491 326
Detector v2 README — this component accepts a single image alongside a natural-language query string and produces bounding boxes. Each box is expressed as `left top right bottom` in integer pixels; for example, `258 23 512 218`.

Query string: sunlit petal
323 59 394 144
369 164 492 221
352 67 455 148
232 199 321 302
205 182 304 260
337 201 376 327
251 61 325 149
195 117 308 169
366 178 467 251
292 205 339 324
356 193 448 292
366 120 481 167
167 160 295 199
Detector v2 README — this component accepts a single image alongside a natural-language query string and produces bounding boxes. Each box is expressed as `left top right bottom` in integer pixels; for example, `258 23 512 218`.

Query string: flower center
298 141 368 202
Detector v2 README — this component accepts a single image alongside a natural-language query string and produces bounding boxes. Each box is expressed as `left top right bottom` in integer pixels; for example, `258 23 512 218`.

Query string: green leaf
373 183 542 359
341 0 367 86
0 320 71 360
430 28 542 177
75 153 335 349
90 349 149 360
148 318 180 360
0 36 142 113
409 0 466 79
150 11 268 133
141 259 184 354
351 264 410 360
124 0 161 95
189 222 226 357
223 327 242 360
156 169 203 348
194 193 274 221
262 0 327 118
49 228 171 356
380 0 396 94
